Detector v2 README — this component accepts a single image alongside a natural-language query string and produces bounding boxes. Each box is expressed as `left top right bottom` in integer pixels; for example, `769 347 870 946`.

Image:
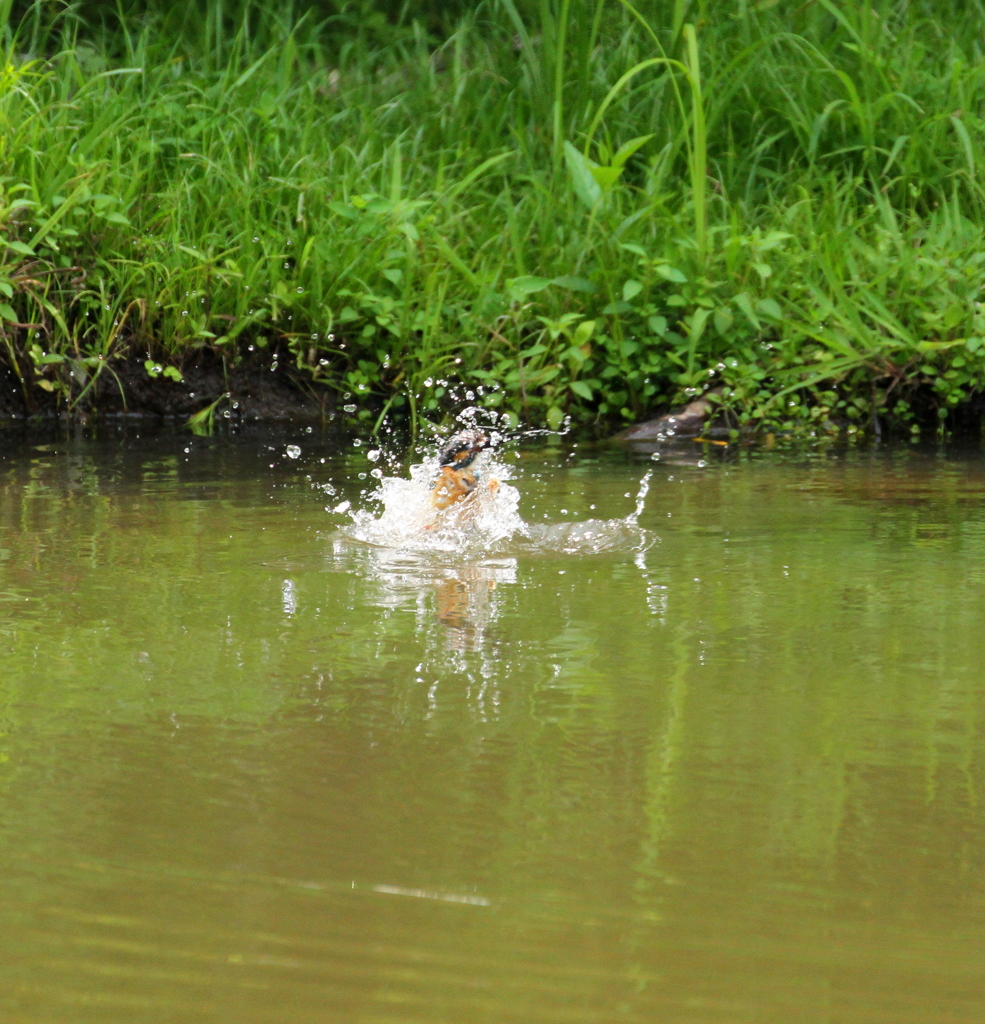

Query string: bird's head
438 429 490 469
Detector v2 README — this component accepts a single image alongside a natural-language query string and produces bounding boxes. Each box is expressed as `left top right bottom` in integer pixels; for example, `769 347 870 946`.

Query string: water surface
2 429 985 1023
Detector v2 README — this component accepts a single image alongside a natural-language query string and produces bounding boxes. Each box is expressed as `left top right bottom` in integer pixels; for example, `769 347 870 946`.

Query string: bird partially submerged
430 429 499 511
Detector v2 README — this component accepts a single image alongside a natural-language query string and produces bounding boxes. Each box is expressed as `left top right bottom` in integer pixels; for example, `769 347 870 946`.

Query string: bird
429 429 498 511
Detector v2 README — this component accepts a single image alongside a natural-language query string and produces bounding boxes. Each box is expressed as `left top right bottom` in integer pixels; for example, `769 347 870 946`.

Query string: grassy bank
3 0 985 436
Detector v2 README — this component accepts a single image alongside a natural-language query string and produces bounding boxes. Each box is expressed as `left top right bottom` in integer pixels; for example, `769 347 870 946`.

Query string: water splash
338 437 655 559
342 439 524 555
518 470 654 555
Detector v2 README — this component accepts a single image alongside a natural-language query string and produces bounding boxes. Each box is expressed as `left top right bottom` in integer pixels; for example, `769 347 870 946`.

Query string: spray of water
517 468 653 556
338 429 655 558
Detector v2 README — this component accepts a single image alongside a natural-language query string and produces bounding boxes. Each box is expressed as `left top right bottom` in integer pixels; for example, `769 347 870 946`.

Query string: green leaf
163 366 184 382
569 380 593 400
688 308 711 343
655 264 687 283
590 165 623 190
328 201 359 219
101 211 130 225
551 275 596 293
760 231 793 250
572 320 595 346
622 279 643 302
546 405 565 430
0 280 12 298
563 141 602 210
648 315 668 336
507 275 552 299
0 302 17 322
713 305 734 335
612 134 655 168
733 292 760 329
756 298 783 320
3 239 34 255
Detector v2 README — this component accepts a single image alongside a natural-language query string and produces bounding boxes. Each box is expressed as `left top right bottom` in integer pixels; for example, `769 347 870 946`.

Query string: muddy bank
0 348 337 423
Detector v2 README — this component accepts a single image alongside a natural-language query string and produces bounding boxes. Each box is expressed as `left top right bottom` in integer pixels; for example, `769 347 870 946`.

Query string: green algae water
3 429 985 1024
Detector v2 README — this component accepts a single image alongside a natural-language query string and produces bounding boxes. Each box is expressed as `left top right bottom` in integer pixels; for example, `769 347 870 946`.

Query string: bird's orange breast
430 466 478 510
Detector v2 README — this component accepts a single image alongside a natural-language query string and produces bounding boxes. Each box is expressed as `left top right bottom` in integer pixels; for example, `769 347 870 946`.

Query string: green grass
4 0 985 436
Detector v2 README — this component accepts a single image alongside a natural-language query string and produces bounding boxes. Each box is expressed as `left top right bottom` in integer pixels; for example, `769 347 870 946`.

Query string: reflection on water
3 430 985 1023
335 541 517 653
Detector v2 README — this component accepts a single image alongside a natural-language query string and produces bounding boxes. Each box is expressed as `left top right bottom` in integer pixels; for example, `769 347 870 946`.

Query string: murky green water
3 429 985 1024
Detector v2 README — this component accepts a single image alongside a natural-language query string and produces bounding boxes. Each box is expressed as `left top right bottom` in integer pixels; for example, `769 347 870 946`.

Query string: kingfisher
430 429 494 510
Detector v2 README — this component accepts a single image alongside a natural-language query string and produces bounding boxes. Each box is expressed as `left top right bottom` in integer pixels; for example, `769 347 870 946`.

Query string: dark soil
0 346 337 423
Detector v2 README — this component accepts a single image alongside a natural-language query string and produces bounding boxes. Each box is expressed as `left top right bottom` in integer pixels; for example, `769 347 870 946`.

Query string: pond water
2 427 985 1024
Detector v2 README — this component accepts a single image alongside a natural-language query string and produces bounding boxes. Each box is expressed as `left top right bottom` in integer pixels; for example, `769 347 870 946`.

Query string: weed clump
2 0 985 436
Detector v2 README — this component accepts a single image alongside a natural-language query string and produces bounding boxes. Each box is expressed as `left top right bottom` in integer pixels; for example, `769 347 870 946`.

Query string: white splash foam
342 448 525 555
338 446 655 558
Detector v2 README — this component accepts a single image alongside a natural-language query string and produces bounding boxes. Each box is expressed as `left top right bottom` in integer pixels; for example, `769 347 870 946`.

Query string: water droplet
332 500 351 514
423 377 433 387
353 439 362 447
181 311 187 316
367 449 380 461
311 333 319 340
297 287 303 293
370 468 383 479
286 445 301 459
252 236 259 242
343 404 357 413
